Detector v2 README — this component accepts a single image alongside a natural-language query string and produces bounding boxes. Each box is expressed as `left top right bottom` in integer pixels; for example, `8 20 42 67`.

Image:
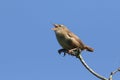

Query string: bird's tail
84 45 94 52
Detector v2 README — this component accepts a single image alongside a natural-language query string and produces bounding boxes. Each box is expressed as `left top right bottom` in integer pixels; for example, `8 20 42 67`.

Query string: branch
58 48 120 80
109 67 120 80
76 54 108 80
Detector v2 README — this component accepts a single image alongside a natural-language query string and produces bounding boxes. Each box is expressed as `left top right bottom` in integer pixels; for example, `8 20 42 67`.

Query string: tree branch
76 54 108 80
109 67 120 80
58 48 120 80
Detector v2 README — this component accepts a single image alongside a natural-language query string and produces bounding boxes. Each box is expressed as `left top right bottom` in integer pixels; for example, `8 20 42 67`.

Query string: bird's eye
60 25 64 27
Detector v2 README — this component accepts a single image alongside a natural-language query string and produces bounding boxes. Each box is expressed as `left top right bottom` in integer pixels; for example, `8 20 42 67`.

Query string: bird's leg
75 48 81 57
68 48 81 57
58 49 68 56
67 49 76 56
58 48 81 57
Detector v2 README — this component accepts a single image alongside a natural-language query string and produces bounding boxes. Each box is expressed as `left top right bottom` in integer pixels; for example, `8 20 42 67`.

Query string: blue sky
0 0 120 80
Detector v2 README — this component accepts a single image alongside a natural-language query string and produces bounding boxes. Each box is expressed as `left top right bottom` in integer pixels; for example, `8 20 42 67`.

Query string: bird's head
52 24 68 32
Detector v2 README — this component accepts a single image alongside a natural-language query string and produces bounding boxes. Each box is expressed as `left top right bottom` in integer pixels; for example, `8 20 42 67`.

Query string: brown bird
52 24 94 56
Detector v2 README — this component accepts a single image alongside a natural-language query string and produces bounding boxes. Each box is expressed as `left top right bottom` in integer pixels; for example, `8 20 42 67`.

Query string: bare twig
109 67 120 80
76 54 108 80
58 48 120 80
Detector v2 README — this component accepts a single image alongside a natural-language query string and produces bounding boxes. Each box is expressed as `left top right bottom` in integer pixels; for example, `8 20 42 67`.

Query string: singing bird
52 24 94 56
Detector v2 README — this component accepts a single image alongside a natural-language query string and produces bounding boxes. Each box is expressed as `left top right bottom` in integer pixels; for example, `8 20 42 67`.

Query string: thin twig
109 67 120 80
76 54 108 80
58 48 120 80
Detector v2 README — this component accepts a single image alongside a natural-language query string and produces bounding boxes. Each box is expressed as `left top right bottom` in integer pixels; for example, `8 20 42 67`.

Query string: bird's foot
68 48 81 57
58 49 68 56
58 48 81 57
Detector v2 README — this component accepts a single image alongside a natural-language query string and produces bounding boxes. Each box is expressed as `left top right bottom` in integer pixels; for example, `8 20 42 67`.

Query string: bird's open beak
51 27 55 30
51 24 58 30
53 24 59 28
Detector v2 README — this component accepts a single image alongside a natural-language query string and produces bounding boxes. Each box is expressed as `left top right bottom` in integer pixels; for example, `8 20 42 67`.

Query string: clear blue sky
0 0 120 80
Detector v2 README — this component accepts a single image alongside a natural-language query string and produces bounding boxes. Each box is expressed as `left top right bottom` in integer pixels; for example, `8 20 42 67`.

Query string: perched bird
52 24 94 56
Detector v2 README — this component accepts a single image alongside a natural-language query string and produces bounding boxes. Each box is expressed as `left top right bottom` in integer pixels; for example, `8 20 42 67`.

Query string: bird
52 24 94 56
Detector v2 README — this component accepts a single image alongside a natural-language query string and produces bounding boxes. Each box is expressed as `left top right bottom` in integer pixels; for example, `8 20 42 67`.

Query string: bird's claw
58 48 81 57
68 48 81 57
58 49 68 56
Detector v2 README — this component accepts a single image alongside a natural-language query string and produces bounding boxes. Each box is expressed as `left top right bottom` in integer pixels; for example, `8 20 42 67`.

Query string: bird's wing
67 31 85 47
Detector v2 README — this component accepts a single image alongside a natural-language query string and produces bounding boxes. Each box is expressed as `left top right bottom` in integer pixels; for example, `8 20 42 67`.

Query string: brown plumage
52 24 93 55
